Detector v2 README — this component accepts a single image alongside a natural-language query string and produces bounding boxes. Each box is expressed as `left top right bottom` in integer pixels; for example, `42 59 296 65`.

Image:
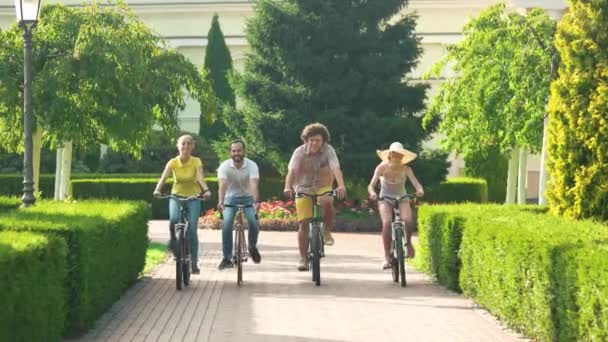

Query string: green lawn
143 242 167 274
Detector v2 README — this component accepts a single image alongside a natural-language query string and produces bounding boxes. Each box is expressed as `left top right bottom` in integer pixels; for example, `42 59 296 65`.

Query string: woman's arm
405 166 424 196
367 163 383 200
196 165 211 199
153 162 172 195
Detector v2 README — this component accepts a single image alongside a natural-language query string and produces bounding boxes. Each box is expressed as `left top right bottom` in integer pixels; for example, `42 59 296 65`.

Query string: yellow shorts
295 186 333 222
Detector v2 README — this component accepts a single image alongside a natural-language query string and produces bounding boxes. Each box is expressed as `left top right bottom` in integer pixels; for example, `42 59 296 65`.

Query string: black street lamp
14 0 41 207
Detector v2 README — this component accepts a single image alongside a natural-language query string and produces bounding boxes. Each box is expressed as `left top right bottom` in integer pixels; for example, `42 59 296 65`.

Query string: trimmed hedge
416 204 608 341
0 200 150 336
70 176 285 219
0 231 67 342
424 177 488 204
0 173 159 198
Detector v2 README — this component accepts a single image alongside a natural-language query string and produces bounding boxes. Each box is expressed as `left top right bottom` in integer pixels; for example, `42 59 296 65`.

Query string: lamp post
14 0 41 207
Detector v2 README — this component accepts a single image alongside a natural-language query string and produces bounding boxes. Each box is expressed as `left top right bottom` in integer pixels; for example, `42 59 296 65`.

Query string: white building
0 0 567 199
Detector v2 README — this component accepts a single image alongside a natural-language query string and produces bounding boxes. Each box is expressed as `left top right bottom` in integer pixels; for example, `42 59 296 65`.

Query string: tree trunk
32 127 43 195
506 147 519 204
54 147 63 200
538 116 549 205
59 141 73 200
517 148 528 205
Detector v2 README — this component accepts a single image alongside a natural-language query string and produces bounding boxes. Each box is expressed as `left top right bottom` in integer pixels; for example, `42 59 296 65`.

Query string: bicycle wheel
391 239 399 283
236 226 243 286
395 228 406 287
310 222 321 286
175 226 184 290
182 236 191 287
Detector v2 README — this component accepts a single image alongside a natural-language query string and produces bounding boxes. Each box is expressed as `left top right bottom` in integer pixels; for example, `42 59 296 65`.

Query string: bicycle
223 204 255 286
157 192 207 290
379 194 416 287
295 190 336 286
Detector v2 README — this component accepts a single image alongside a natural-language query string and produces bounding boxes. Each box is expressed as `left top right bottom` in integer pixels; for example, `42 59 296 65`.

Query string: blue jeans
222 196 259 259
169 198 202 262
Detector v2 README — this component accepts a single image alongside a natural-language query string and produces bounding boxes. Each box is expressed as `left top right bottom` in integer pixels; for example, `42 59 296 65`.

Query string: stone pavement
69 221 527 342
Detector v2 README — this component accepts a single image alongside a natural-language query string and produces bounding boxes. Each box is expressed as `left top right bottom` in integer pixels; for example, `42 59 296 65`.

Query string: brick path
69 221 527 342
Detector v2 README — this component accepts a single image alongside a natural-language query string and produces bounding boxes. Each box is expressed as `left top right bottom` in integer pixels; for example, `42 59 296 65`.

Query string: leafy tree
202 14 235 140
547 0 608 220
464 146 508 203
0 2 216 163
98 131 219 173
424 4 555 201
225 0 429 179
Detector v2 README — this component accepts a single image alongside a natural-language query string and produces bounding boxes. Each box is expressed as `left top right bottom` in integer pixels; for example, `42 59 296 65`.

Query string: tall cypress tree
201 13 235 137
548 0 608 220
225 0 428 178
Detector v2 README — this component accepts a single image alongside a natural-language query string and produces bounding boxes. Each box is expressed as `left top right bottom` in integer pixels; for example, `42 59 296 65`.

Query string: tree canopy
224 0 429 178
424 4 555 158
0 1 217 156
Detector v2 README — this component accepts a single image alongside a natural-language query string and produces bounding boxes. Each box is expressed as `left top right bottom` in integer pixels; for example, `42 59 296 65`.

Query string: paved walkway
70 221 526 342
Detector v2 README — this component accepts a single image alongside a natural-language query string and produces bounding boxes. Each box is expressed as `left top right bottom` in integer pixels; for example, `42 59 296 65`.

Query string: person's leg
168 198 180 254
241 197 259 251
186 199 202 262
222 199 237 261
297 220 311 270
399 200 415 258
295 195 313 270
320 195 335 245
378 201 393 268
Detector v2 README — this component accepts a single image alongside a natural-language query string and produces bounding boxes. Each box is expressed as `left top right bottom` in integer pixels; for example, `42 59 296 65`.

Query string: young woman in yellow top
153 135 211 274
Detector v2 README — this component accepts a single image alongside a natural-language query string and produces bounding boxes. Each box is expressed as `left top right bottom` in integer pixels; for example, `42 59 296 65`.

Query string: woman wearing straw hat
368 142 424 269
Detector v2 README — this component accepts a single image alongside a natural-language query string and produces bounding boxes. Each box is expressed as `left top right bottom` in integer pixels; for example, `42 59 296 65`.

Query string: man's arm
249 179 260 202
248 160 261 202
327 144 346 199
332 168 346 199
284 169 295 198
217 178 227 208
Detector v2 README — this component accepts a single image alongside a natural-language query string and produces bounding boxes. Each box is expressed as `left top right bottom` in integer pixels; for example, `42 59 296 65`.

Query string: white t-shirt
217 158 260 199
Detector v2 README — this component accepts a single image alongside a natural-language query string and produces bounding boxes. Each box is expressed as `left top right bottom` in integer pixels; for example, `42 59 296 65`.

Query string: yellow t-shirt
169 156 203 196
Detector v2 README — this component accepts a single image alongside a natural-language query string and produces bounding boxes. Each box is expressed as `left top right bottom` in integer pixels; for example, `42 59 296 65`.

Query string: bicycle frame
224 204 253 286
296 190 336 286
157 193 205 290
379 194 415 287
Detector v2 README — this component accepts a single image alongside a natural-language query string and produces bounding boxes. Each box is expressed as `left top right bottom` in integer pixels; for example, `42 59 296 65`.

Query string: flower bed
199 198 381 232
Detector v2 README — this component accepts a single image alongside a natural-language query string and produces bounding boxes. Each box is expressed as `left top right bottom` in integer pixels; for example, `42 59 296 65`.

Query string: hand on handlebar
283 188 294 199
335 186 346 200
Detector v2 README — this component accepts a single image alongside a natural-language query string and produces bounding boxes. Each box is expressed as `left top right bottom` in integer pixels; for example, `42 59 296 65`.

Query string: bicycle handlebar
223 204 254 208
155 189 209 201
378 194 417 202
295 190 337 198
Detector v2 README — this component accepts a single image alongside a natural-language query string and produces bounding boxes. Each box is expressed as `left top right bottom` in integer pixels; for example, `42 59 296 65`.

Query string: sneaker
323 230 335 246
297 258 309 271
382 260 392 270
249 247 261 264
192 264 200 274
218 258 233 270
406 244 416 259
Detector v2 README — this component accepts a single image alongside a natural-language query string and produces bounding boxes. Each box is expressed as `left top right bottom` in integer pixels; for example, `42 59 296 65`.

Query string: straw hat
376 142 417 165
